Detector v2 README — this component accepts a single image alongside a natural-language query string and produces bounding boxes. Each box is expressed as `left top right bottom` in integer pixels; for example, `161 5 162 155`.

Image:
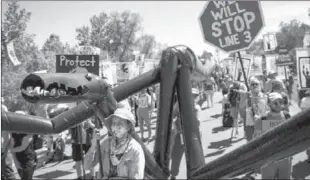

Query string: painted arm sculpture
1 45 217 179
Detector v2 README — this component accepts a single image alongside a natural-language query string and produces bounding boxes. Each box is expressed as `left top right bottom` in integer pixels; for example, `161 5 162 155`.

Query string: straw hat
105 108 135 132
268 70 277 77
268 92 283 102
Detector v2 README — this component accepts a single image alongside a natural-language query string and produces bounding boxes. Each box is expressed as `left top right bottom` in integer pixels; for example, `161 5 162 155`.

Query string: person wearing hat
136 88 152 142
299 90 310 162
270 80 290 112
265 70 286 93
169 88 201 180
230 77 268 142
253 92 292 179
84 108 145 179
202 76 216 108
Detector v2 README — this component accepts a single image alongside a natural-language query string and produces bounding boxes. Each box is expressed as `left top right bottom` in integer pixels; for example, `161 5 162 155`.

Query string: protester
136 89 152 142
170 88 201 180
299 90 310 162
222 88 233 127
84 108 145 179
10 110 37 180
69 106 96 180
265 71 286 93
232 77 269 142
270 81 290 112
45 104 71 163
147 87 157 116
203 76 216 108
228 82 241 138
254 92 292 179
1 98 16 180
287 74 294 104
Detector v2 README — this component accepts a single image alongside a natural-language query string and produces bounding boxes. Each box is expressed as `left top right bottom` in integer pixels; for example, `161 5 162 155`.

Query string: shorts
230 107 239 119
72 144 91 162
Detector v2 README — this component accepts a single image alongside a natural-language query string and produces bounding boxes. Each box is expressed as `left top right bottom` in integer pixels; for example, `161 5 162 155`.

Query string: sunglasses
270 100 284 106
251 83 259 86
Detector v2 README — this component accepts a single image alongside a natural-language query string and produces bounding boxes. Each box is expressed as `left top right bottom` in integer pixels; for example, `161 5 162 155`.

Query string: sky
2 1 310 59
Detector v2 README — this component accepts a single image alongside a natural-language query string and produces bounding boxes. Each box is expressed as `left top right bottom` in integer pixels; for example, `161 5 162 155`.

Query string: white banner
265 54 277 74
249 55 263 77
6 41 21 66
263 33 278 52
101 62 117 85
234 54 253 82
116 62 130 83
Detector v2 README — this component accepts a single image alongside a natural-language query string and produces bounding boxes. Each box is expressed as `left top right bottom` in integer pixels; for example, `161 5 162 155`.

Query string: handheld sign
116 62 130 83
262 119 283 132
56 55 100 75
199 1 265 53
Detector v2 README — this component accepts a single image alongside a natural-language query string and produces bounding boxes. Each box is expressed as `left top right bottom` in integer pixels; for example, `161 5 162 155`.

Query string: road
24 91 309 179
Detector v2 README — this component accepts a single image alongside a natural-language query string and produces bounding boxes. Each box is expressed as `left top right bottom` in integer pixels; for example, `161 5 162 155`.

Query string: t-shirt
300 97 310 110
222 94 229 108
137 93 151 108
203 78 215 91
172 103 200 134
70 123 87 145
11 133 37 169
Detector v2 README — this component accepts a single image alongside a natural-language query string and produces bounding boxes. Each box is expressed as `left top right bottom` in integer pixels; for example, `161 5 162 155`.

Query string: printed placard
56 55 99 75
199 1 265 53
262 120 283 132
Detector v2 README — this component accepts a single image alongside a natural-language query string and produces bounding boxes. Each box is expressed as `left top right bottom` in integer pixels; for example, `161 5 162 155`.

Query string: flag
6 40 21 66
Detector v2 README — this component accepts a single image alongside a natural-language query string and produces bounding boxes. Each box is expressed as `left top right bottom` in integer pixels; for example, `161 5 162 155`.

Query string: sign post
199 1 265 90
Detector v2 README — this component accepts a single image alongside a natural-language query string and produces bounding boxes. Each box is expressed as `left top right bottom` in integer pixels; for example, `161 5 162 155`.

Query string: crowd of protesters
1 63 310 180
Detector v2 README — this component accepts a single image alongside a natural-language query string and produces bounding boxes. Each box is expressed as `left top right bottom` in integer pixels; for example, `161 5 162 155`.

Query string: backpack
222 103 233 127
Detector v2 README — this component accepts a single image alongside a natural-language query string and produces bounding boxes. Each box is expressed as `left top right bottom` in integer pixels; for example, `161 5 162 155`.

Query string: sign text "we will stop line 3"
211 1 255 48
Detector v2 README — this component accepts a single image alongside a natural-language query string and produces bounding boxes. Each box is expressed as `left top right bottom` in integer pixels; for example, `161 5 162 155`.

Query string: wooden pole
237 52 250 91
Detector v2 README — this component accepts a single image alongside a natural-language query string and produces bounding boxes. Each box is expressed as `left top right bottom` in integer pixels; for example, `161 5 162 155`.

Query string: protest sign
200 1 264 53
56 55 99 75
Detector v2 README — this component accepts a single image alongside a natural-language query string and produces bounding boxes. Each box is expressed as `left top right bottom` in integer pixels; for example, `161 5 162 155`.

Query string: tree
76 26 91 46
75 11 142 62
276 19 310 51
135 34 156 58
276 19 310 74
150 42 169 60
1 2 47 111
41 34 66 71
